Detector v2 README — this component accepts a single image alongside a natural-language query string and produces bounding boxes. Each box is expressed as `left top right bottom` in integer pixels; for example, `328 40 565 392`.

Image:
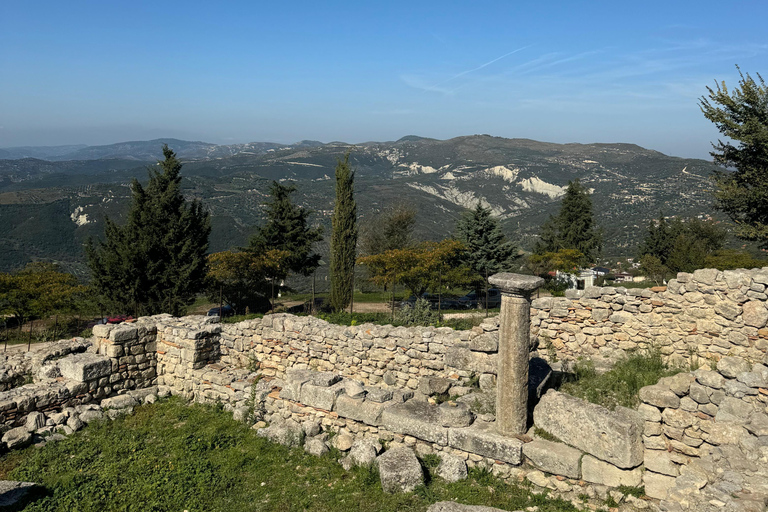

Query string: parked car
207 305 235 317
458 289 502 309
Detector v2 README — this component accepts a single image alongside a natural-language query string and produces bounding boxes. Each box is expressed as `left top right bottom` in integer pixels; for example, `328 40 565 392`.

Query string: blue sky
1 0 766 158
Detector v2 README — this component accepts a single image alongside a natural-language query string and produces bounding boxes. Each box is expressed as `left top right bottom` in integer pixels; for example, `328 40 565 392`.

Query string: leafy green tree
535 180 602 265
701 68 768 247
359 203 417 256
86 145 211 316
206 249 289 314
454 202 518 289
0 262 85 325
248 181 323 279
329 153 357 312
704 249 768 270
639 254 668 286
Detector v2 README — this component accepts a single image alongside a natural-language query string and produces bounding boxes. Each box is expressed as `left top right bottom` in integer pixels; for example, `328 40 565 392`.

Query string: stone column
489 272 544 436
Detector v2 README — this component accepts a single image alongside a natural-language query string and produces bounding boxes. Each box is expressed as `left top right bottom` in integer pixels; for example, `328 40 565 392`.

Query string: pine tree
534 180 602 266
248 181 322 278
329 153 357 312
700 68 768 247
454 202 518 286
86 145 210 316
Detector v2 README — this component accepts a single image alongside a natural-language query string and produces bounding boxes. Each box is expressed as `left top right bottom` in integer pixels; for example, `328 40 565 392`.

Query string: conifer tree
329 153 357 312
700 68 768 247
248 181 322 279
86 145 210 316
454 202 518 287
534 180 602 266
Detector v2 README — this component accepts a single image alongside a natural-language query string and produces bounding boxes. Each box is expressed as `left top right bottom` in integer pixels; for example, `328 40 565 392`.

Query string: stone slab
581 455 642 487
58 353 112 382
0 480 37 508
489 273 545 294
380 401 449 445
533 390 643 468
522 439 582 479
643 471 677 500
300 381 345 411
448 422 523 465
335 395 391 425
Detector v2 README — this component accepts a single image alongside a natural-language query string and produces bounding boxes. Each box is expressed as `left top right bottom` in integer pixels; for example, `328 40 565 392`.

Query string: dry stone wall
212 314 503 388
531 268 768 369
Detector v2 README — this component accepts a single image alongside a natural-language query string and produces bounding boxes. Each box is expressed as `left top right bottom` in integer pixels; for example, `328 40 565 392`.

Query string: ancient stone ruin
1 268 767 511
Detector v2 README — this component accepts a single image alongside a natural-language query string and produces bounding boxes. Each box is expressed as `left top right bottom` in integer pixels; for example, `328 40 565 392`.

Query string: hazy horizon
3 0 766 160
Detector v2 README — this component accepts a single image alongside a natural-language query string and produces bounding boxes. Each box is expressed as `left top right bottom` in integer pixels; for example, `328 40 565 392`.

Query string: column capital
489 273 544 299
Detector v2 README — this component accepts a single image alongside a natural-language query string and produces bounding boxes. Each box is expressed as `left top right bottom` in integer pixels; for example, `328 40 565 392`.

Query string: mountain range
0 135 722 283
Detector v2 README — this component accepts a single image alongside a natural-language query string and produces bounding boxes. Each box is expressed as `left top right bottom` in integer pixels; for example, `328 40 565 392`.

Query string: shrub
395 297 440 326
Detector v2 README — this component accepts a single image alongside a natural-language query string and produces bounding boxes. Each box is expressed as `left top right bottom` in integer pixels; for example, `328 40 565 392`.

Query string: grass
558 351 682 409
0 398 580 512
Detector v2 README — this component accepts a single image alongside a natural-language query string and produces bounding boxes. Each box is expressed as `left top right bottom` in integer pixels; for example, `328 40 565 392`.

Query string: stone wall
531 268 768 368
637 356 768 505
213 314 503 388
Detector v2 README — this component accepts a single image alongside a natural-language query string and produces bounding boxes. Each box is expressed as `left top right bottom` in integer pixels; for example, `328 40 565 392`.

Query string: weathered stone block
59 353 112 382
717 356 750 378
643 471 677 500
335 395 390 425
469 333 498 353
444 346 497 375
638 384 680 408
380 401 449 445
436 455 467 483
644 449 680 476
533 390 643 468
743 300 768 328
300 381 345 411
447 422 523 465
581 455 642 487
419 376 452 396
523 439 582 478
376 447 423 493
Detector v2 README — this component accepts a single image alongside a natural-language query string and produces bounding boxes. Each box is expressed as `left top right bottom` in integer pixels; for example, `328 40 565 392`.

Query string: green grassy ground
0 398 581 512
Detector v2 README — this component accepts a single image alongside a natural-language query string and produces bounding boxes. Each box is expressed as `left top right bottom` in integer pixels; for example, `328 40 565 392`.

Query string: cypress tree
329 153 357 312
86 144 211 316
248 181 322 278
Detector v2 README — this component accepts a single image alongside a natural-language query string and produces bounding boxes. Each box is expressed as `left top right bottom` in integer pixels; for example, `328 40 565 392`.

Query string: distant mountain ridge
0 135 721 278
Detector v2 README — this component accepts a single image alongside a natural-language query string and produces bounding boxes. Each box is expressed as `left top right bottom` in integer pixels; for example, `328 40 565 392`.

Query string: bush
395 298 440 326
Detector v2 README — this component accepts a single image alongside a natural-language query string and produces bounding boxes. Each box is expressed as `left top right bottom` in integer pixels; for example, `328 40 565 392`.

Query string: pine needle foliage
534 180 602 266
329 153 357 312
700 67 768 247
85 145 210 316
248 181 322 278
454 202 518 285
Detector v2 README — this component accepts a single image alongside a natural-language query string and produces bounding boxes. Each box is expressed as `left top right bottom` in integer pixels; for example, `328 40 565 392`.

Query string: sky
1 1 766 159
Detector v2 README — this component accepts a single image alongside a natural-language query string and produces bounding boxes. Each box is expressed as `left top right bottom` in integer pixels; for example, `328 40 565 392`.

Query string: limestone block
419 376 452 396
300 381 345 411
533 390 643 468
643 471 677 500
637 403 662 422
100 395 139 409
639 385 680 408
444 346 497 375
644 449 680 476
304 438 329 457
447 422 523 465
335 395 390 425
694 369 725 389
715 397 754 422
743 300 768 328
24 411 46 432
349 438 381 467
380 401 449 445
436 454 467 483
366 387 393 403
717 356 750 378
59 353 112 382
438 401 473 427
522 439 582 479
693 268 719 286
2 427 32 450
469 332 498 353
109 325 139 343
376 447 423 493
581 455 642 487
688 382 711 404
